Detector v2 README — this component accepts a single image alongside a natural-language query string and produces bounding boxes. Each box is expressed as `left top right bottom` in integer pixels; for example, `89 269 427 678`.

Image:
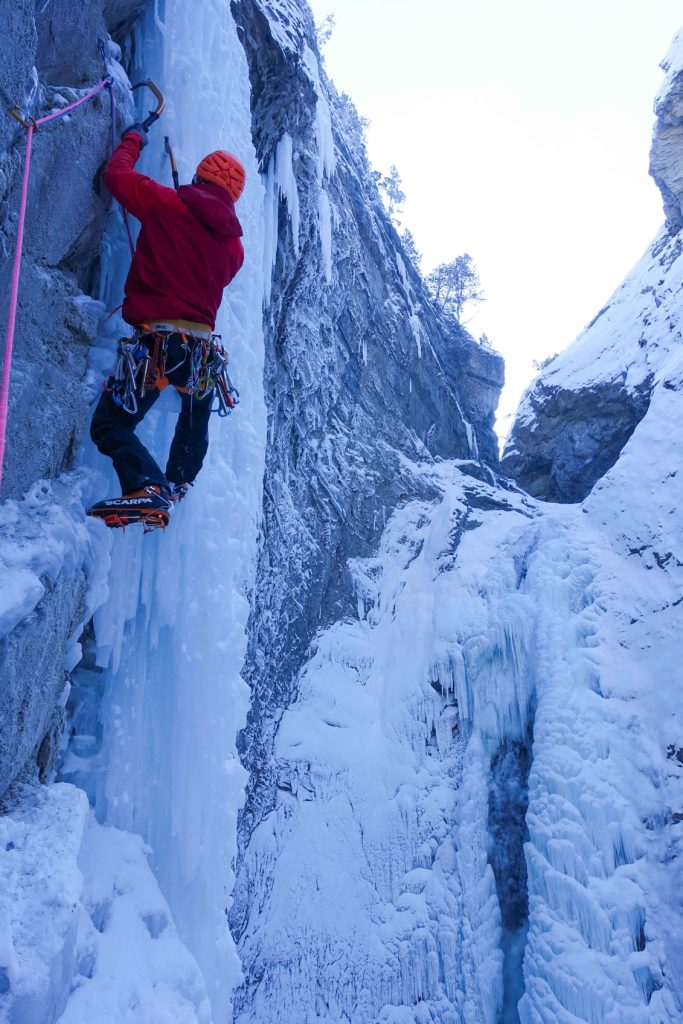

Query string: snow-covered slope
0 784 212 1023
502 31 683 505
232 423 683 1023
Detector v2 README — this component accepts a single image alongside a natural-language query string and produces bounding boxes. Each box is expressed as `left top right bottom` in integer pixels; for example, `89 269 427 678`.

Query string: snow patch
0 473 108 638
58 817 211 1024
0 784 87 1024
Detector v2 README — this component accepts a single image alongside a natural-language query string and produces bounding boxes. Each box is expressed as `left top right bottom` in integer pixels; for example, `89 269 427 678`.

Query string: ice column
80 2 267 1021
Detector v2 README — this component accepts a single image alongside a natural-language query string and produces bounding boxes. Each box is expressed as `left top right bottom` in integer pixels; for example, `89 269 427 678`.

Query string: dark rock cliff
1 2 126 500
229 0 503 965
0 1 140 800
501 376 651 503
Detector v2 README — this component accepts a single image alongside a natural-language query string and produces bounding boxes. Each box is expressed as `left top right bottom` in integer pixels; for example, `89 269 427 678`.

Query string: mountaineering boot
87 485 173 530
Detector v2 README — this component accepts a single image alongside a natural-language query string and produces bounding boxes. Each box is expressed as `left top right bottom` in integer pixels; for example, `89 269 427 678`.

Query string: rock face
650 30 683 234
229 0 503 938
0 1 134 501
503 29 682 504
0 1 138 798
502 376 651 503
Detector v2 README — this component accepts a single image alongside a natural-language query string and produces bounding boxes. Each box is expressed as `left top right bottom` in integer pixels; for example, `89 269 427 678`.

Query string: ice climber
87 121 245 530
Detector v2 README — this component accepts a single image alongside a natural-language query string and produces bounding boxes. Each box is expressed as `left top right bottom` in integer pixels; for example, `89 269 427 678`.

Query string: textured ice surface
236 416 683 1022
0 475 97 639
62 2 268 1021
234 465 535 1022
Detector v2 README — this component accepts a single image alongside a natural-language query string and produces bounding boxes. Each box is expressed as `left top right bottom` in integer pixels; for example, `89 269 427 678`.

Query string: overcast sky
307 0 682 438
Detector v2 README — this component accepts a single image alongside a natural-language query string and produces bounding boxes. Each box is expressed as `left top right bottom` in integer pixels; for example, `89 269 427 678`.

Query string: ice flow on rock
0 2 681 1024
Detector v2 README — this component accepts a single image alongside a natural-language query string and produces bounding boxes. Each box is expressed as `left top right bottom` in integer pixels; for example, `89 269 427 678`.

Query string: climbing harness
106 329 239 417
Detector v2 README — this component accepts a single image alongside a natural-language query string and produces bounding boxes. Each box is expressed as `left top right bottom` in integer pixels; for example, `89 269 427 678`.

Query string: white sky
307 0 682 438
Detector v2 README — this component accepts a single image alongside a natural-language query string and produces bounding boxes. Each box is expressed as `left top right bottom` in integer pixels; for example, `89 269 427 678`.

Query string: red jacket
103 133 244 329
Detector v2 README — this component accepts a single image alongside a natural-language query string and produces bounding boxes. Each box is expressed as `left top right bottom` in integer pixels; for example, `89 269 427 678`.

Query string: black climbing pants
90 332 214 495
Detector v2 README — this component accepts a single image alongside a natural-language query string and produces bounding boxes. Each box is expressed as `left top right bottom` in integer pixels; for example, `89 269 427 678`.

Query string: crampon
87 486 172 532
97 510 169 532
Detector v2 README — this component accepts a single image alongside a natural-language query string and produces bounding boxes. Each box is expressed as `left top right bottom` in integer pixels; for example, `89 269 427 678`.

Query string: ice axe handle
131 80 165 132
164 135 180 191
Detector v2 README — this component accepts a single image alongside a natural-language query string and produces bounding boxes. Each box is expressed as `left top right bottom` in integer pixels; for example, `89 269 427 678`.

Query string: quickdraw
106 330 239 417
186 335 240 415
107 338 149 414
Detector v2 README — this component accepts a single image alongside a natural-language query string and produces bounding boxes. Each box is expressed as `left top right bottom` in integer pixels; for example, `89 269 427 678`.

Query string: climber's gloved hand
122 124 148 147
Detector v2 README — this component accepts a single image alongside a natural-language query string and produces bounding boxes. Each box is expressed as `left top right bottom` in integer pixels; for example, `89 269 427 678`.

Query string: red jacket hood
177 182 243 239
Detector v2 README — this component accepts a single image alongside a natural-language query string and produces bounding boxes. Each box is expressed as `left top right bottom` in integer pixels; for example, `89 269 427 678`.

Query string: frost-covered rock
230 0 503 958
0 0 139 797
502 29 683 503
501 217 680 503
650 30 683 234
0 475 107 798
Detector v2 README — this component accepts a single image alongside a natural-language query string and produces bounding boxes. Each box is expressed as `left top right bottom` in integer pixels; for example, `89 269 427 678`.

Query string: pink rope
35 77 112 126
0 77 112 487
0 124 33 487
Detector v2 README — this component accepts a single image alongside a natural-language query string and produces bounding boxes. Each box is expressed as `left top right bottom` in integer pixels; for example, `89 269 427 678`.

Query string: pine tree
316 14 336 49
427 254 484 323
379 165 406 222
400 229 422 273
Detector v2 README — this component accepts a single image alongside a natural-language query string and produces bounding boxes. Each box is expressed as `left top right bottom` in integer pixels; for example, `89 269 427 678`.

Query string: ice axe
131 79 165 132
164 135 180 190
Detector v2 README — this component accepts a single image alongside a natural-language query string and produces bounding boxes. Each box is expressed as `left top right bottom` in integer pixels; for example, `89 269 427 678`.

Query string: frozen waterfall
0 3 681 1023
59 1 267 1020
